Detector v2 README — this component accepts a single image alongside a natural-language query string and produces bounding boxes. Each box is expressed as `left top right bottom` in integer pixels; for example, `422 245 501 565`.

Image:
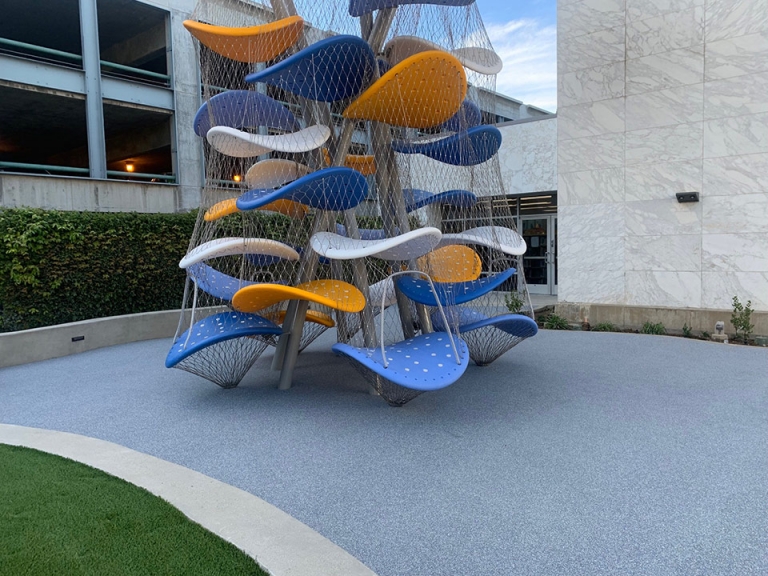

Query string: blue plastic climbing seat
403 188 477 213
237 167 368 212
439 100 482 132
392 125 502 166
166 312 281 369
245 36 375 102
333 333 470 406
335 223 388 241
395 268 516 307
431 308 538 366
193 90 299 137
187 263 255 301
349 0 474 17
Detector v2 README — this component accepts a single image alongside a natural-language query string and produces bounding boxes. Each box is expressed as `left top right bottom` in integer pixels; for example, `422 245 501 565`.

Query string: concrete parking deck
1 330 766 575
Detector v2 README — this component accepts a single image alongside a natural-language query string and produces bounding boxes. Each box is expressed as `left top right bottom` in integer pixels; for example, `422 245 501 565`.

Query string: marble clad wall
498 118 558 195
557 0 768 311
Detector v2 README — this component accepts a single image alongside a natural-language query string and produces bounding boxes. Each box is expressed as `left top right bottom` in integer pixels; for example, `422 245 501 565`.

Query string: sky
475 0 557 112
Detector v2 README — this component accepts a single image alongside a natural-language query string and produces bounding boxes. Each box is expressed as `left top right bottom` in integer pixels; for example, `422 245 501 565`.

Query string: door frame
520 214 557 296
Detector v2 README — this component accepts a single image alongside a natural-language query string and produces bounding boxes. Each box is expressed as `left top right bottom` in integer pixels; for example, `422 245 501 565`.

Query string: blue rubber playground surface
1 330 767 576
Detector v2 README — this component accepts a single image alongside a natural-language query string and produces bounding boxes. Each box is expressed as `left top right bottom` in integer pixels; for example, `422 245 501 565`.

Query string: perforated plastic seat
396 268 516 307
392 125 502 166
206 124 331 158
187 263 255 301
438 226 527 256
182 16 304 63
431 308 539 366
179 237 299 269
384 35 503 76
166 312 281 369
333 333 470 406
403 188 477 212
193 91 299 137
335 223 388 241
343 51 467 129
310 227 442 261
236 167 368 212
349 0 474 17
245 35 375 102
440 100 482 132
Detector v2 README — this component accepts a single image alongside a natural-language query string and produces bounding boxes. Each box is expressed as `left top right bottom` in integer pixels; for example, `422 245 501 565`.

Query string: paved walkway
1 331 767 575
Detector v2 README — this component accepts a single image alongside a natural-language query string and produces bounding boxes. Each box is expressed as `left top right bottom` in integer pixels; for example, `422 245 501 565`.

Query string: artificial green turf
0 444 268 576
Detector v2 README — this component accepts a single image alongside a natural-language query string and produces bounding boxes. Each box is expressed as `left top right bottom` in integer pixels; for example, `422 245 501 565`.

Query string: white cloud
485 19 557 112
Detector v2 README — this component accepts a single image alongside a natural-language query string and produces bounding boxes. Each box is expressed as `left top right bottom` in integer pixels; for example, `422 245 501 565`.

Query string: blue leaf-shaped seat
193 90 299 136
349 0 474 17
392 125 501 166
245 35 375 102
395 268 516 307
431 307 538 366
403 188 477 212
187 263 255 301
439 100 481 132
237 167 368 212
333 333 470 406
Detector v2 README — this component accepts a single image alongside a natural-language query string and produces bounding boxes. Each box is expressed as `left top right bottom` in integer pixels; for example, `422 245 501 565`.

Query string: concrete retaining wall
557 302 768 337
0 309 190 368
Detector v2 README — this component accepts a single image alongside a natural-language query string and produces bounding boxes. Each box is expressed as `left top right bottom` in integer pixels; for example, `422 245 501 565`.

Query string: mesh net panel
171 0 533 396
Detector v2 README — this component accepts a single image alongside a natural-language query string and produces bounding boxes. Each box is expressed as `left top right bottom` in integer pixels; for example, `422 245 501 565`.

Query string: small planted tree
731 296 754 343
504 291 524 314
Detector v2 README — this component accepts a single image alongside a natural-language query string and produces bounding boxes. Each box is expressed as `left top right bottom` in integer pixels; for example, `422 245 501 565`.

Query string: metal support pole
79 0 107 179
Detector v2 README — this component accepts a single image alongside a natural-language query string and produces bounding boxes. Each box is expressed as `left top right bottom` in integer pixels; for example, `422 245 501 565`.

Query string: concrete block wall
556 0 768 312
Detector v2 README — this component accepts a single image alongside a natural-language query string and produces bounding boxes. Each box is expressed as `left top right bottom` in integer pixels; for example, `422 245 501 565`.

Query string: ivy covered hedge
0 209 197 332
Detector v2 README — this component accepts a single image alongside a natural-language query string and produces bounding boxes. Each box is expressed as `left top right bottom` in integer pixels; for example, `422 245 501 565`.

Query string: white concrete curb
0 424 378 576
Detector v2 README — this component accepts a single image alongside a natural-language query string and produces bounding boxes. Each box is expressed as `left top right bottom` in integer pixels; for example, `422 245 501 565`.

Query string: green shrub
731 296 754 343
641 321 666 335
504 292 524 314
682 323 692 338
0 208 201 332
592 322 618 332
543 314 570 330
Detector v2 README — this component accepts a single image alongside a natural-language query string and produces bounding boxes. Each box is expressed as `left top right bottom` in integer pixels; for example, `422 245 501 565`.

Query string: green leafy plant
543 314 570 330
701 331 710 340
682 323 692 338
592 322 618 332
731 296 755 343
641 322 666 335
504 292 524 314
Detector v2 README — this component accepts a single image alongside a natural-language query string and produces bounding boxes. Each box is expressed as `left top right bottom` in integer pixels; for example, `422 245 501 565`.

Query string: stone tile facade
557 0 768 311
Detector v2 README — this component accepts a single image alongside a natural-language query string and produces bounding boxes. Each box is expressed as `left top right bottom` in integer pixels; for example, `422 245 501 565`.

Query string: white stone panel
703 153 768 196
559 133 624 172
625 84 704 130
558 167 624 205
702 271 768 310
559 235 625 271
705 0 768 44
704 71 768 120
558 26 626 73
705 32 768 80
702 233 768 272
498 119 557 195
626 47 704 95
702 193 768 234
559 203 625 238
559 269 626 304
625 234 701 271
626 270 702 307
626 199 702 236
626 123 703 165
559 61 625 107
557 98 625 140
626 8 704 59
625 160 702 201
558 0 626 39
627 0 705 21
703 112 768 158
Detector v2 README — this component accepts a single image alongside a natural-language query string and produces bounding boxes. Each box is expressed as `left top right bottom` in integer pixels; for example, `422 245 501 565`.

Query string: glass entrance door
521 216 557 295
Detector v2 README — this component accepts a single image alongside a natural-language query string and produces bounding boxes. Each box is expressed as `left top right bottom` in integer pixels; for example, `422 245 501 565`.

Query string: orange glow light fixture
233 174 242 182
125 162 135 172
